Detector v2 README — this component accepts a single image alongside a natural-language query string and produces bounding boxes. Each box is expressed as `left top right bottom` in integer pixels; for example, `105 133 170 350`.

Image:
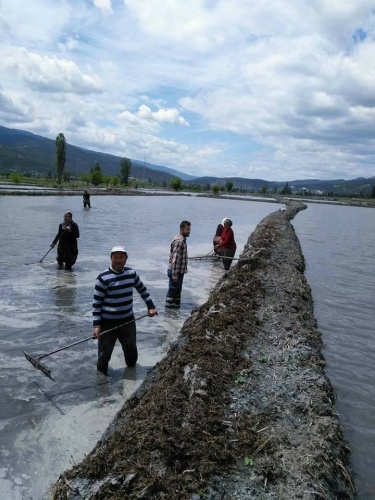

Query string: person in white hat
92 245 158 375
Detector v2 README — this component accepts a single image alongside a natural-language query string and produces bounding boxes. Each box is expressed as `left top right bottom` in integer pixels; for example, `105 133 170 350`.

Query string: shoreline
1 187 374 208
51 201 356 499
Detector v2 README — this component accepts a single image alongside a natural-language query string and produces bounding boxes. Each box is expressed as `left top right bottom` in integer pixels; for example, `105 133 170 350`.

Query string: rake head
24 351 55 381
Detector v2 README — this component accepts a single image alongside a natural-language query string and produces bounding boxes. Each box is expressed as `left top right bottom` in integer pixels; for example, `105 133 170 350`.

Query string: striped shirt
93 266 155 326
168 234 188 275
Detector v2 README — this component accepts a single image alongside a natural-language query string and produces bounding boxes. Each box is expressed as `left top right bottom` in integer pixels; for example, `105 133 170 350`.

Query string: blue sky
1 0 375 181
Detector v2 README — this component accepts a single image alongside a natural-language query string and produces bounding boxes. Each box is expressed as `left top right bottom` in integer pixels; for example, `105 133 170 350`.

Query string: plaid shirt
168 234 188 275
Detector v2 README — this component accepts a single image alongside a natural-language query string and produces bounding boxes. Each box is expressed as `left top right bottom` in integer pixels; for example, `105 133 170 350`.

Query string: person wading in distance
92 245 158 375
83 190 91 208
165 220 191 309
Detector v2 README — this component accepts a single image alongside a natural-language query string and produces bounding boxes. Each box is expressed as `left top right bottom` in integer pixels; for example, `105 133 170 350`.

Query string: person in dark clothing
50 211 79 270
213 222 224 253
93 245 158 375
83 190 91 208
214 218 237 270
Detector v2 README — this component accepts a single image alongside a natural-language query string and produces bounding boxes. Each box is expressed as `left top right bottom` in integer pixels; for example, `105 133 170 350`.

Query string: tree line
13 132 369 198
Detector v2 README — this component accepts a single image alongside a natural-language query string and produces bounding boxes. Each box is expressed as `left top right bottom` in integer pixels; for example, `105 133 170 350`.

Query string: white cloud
0 0 375 180
93 0 113 15
137 105 189 126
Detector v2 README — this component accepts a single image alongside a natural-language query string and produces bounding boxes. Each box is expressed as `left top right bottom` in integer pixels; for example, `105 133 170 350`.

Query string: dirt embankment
51 202 357 500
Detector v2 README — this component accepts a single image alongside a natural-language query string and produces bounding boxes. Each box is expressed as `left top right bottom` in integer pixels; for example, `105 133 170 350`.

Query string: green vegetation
10 172 21 183
225 181 233 192
120 157 132 185
170 177 183 191
212 184 221 196
281 182 292 195
55 133 66 184
244 456 254 467
90 162 103 186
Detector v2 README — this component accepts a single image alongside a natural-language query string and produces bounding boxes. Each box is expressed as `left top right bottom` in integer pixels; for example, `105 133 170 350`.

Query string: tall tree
170 177 183 191
225 181 234 192
91 162 103 186
120 157 132 185
281 182 292 195
55 133 66 184
212 184 221 196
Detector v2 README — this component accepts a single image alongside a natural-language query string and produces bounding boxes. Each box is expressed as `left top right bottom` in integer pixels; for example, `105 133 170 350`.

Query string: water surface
0 194 276 499
293 204 375 499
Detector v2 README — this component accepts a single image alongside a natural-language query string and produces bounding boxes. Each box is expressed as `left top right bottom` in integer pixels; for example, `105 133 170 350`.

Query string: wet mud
51 201 357 499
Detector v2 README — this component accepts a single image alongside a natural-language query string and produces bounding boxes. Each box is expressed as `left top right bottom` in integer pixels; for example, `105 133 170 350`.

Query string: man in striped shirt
165 220 191 309
93 245 158 375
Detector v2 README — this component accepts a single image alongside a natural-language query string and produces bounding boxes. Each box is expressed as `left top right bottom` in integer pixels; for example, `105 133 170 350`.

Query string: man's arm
93 278 106 326
92 277 106 337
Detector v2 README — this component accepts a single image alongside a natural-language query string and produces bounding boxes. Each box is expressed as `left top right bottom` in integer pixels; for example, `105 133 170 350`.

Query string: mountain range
0 125 374 195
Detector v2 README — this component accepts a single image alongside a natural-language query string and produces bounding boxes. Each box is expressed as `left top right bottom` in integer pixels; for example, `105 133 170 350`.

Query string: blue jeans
166 269 184 306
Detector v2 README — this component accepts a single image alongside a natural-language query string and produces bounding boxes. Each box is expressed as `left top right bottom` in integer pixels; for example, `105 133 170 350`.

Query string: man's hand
93 326 102 338
50 243 55 248
148 308 158 317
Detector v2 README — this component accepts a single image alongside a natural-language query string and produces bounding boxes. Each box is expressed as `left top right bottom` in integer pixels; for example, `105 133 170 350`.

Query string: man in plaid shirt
165 220 191 309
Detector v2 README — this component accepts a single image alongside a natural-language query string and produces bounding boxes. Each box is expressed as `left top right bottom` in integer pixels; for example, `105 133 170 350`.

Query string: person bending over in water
214 218 237 270
213 220 224 254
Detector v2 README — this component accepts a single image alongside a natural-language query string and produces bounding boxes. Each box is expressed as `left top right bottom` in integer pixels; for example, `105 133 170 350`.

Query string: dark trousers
57 243 78 270
166 269 184 306
221 248 236 270
97 318 137 374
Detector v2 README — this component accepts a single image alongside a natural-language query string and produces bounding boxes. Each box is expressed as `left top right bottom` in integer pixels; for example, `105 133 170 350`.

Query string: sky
1 1 375 182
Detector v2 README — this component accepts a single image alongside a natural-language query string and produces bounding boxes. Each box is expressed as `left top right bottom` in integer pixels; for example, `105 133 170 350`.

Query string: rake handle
37 313 150 360
39 245 54 263
37 335 94 360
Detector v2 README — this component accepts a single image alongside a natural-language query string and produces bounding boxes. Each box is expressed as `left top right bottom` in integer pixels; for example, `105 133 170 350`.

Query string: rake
24 314 149 380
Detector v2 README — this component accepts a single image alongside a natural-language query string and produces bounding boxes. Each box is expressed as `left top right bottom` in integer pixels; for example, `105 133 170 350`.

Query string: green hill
0 126 192 184
1 125 374 195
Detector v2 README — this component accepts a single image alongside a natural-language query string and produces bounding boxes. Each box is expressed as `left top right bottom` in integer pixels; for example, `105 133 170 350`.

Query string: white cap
111 245 127 255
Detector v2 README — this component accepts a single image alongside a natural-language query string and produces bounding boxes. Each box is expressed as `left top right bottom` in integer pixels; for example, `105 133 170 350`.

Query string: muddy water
293 203 375 500
0 194 276 500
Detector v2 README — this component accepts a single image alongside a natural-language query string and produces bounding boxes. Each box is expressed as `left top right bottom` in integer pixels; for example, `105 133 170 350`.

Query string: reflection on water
51 272 78 313
293 203 375 500
0 194 277 499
